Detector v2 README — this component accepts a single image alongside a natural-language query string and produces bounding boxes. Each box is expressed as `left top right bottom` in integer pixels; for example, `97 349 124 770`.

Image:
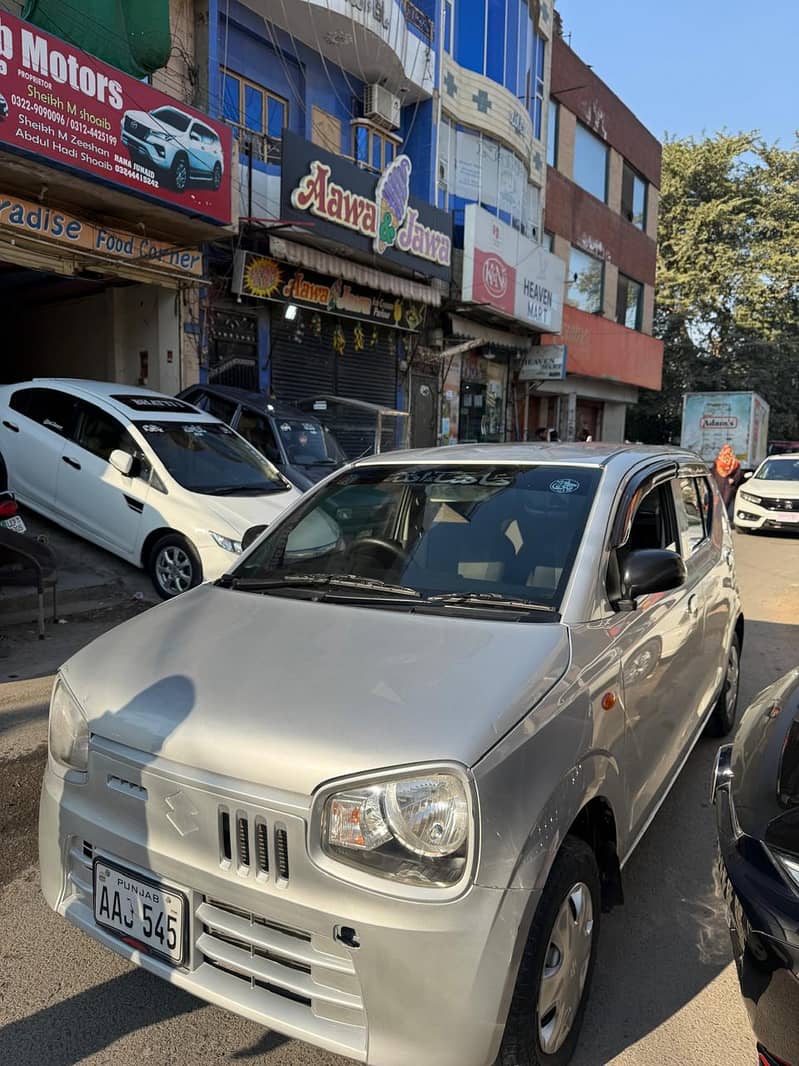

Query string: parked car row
36 439 755 1066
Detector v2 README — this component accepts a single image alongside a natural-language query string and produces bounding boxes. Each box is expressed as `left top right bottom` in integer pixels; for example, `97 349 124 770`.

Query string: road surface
1 531 797 1066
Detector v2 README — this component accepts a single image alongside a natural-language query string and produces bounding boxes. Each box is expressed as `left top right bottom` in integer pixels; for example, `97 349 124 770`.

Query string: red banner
0 11 232 225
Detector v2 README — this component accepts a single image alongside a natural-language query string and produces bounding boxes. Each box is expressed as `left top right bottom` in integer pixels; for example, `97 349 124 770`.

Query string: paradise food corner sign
0 10 232 225
281 131 452 282
233 251 427 331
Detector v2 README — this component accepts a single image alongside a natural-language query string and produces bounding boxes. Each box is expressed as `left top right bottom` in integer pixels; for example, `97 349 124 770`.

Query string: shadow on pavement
573 618 798 1065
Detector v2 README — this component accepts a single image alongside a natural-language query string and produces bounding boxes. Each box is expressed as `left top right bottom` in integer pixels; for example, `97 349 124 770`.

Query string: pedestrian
535 427 548 441
711 444 745 518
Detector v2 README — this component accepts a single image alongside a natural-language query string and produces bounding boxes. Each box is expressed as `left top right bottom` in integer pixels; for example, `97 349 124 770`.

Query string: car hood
747 478 799 498
124 110 156 127
62 583 570 794
198 487 300 535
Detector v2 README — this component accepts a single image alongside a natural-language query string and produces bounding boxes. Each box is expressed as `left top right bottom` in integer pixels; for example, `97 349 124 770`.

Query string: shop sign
462 203 565 332
519 345 567 382
0 11 232 225
281 131 452 282
232 251 427 331
0 189 203 277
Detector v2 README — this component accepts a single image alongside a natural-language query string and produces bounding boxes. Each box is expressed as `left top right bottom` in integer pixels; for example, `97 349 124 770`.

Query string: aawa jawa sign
281 131 452 282
0 11 232 225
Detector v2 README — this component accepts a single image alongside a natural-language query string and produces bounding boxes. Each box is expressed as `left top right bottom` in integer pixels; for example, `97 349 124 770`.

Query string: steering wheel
348 536 409 566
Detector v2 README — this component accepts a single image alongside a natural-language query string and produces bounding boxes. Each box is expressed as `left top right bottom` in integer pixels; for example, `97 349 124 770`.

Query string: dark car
0 94 8 121
178 384 347 491
712 668 799 1066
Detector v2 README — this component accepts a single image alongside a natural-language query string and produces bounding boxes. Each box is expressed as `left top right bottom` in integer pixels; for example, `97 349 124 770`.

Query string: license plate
93 859 186 964
776 512 799 523
0 515 25 533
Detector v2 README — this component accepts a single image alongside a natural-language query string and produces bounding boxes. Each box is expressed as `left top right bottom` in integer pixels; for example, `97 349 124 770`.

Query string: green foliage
628 132 799 442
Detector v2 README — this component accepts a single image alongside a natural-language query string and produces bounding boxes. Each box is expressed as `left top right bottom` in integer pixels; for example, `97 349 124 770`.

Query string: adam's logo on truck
700 415 739 429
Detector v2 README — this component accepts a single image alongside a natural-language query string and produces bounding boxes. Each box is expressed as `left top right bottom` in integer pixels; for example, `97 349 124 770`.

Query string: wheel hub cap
156 547 192 595
537 882 594 1055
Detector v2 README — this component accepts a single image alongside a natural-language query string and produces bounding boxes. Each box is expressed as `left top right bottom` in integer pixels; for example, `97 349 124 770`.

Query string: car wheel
148 534 202 599
498 837 601 1066
704 633 741 737
211 162 222 190
169 155 189 192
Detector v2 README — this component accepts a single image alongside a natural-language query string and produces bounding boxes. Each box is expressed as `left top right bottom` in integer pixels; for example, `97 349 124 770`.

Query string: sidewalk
0 507 157 627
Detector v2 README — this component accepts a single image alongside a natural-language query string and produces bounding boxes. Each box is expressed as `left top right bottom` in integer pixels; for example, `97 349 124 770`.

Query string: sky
554 0 799 147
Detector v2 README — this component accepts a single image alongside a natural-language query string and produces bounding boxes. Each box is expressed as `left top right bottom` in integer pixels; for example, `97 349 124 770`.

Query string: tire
704 633 741 737
498 837 601 1066
211 161 222 190
169 154 189 192
148 533 202 599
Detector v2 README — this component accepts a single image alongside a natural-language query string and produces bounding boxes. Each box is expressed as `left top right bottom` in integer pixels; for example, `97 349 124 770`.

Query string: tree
628 132 799 443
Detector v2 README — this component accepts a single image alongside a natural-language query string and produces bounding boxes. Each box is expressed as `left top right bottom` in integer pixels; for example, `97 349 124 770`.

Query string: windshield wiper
423 592 558 614
223 573 421 598
207 484 275 496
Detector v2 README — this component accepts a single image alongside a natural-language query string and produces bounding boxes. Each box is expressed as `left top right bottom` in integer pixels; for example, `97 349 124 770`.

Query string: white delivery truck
681 391 770 468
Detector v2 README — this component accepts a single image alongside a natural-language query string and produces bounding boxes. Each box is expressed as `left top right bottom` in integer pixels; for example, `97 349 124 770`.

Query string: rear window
9 387 78 437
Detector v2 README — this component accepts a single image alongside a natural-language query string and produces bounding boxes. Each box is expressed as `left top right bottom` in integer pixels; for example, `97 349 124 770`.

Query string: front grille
198 898 366 1043
218 808 289 884
124 116 148 138
760 497 799 511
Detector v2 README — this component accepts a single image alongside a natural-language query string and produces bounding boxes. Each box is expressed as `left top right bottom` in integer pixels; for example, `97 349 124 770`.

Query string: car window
675 477 706 555
74 401 152 480
181 389 208 410
9 387 78 438
236 464 602 611
152 107 191 133
755 458 799 481
205 395 237 424
697 477 714 536
236 410 282 465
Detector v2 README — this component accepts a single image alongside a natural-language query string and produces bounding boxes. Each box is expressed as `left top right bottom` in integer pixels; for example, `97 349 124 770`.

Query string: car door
1 386 78 513
609 475 708 842
235 408 284 468
187 121 211 177
56 400 149 558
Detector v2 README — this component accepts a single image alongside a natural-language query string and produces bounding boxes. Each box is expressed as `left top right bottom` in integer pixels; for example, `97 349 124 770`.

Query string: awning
449 313 532 351
269 236 442 307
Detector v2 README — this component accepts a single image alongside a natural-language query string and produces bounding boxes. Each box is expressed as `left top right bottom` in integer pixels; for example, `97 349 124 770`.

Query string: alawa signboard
232 252 427 331
0 10 232 225
281 131 452 282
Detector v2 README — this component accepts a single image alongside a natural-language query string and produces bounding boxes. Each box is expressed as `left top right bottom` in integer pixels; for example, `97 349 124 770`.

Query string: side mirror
620 548 686 606
109 449 134 476
743 471 754 480
241 524 268 552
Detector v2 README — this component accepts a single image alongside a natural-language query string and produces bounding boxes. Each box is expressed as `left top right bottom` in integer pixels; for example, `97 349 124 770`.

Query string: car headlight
321 771 471 887
210 531 243 554
740 491 761 505
773 850 799 891
49 677 89 772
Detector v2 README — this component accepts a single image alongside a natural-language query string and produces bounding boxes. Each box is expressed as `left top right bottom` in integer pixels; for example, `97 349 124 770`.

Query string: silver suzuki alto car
40 444 743 1066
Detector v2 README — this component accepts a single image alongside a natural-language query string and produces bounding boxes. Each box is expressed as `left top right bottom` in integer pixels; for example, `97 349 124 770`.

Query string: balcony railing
404 0 434 42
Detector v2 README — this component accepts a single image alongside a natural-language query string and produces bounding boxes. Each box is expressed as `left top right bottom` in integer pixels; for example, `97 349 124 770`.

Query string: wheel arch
141 526 184 568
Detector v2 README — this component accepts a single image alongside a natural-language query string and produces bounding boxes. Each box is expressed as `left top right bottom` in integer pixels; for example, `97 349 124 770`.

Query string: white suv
0 380 300 597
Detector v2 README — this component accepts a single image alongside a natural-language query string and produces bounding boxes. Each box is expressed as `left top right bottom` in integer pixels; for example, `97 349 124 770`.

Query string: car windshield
277 418 346 466
755 459 799 482
136 421 290 495
233 463 601 610
151 107 191 133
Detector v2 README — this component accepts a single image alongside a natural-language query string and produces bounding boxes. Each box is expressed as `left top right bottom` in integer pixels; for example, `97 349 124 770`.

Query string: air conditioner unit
364 84 401 130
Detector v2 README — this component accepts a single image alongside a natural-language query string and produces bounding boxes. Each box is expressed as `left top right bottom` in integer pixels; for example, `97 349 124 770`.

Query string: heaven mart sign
0 190 203 278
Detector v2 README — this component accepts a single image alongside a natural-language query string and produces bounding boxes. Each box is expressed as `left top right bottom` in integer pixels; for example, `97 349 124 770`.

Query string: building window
222 68 286 163
621 161 648 229
573 123 608 203
531 31 545 141
547 100 558 168
616 274 643 330
544 230 555 252
444 0 453 54
352 122 400 172
568 246 604 314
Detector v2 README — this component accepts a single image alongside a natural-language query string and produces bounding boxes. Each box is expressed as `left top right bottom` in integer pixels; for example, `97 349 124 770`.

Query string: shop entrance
458 353 509 443
410 371 439 448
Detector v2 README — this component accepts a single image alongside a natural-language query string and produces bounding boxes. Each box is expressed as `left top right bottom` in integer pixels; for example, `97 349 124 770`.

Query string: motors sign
462 203 565 333
0 11 232 225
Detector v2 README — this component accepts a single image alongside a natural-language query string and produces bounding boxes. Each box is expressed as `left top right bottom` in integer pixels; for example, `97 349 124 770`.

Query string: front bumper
39 742 530 1066
121 134 166 170
714 777 799 1066
734 499 799 532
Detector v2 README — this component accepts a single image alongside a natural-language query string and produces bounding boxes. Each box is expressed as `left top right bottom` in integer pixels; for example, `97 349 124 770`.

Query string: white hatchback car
734 453 799 533
0 380 300 597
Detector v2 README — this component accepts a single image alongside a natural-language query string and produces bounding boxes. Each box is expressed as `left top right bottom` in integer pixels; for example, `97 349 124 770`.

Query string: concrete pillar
603 260 619 322
156 288 181 395
641 283 655 337
608 148 623 214
557 107 576 181
646 185 660 243
562 391 577 442
601 401 628 442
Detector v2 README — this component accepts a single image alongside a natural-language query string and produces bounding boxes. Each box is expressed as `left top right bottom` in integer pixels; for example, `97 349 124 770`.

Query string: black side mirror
619 548 686 608
241 524 268 552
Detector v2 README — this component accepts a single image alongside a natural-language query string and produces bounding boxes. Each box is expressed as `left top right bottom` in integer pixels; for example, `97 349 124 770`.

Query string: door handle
687 594 700 616
2 420 19 432
62 456 81 470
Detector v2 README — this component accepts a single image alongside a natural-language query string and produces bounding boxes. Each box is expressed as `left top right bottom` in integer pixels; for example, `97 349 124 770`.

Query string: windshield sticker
386 470 514 487
550 478 580 494
141 424 164 433
280 423 291 432
302 423 318 433
182 425 208 436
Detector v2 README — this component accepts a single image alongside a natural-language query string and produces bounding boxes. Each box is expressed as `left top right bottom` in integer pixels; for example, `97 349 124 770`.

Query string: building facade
535 15 664 442
0 0 231 393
